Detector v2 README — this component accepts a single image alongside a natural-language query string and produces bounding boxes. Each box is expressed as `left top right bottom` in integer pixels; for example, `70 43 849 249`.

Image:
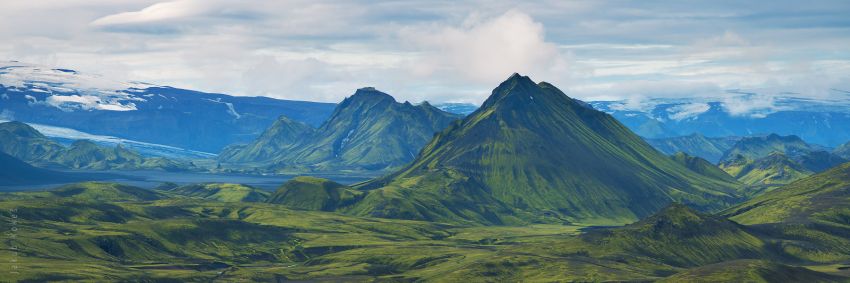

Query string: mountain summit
349 74 741 225
220 88 461 172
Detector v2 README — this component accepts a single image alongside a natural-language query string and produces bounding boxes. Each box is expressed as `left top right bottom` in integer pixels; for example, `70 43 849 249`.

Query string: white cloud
90 0 206 27
403 10 570 84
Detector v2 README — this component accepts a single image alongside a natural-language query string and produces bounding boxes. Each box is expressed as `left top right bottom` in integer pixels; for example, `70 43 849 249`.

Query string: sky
2 0 850 105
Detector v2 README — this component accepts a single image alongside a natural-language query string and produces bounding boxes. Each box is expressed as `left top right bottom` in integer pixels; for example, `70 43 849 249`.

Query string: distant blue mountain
0 62 336 153
434 102 478 115
590 96 850 147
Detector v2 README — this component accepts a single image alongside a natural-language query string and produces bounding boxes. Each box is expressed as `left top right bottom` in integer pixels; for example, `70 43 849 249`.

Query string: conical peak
479 73 542 110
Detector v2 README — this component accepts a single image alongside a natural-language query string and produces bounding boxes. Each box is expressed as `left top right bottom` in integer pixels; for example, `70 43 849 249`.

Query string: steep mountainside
345 74 741 225
0 121 191 171
647 133 740 163
0 61 336 152
217 116 314 162
0 121 65 164
220 88 461 172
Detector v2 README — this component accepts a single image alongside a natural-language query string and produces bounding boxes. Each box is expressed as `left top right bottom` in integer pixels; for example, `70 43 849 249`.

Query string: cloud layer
2 0 849 105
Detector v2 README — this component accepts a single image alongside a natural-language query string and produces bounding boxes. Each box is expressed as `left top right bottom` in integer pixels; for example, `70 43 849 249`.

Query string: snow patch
0 61 152 112
203 98 241 119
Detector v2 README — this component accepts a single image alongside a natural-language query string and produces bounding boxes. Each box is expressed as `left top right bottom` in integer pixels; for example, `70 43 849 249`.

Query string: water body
0 170 378 192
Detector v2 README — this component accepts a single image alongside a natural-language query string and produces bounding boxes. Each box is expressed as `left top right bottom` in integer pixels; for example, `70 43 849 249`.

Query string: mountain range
219 87 461 172
591 95 850 147
715 134 847 191
267 74 744 225
0 62 336 153
0 121 192 171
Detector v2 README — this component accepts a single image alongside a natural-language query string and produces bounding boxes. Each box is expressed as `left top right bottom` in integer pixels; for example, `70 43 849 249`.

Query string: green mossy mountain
671 152 739 183
0 121 65 164
648 133 740 163
163 183 270 202
717 134 847 189
220 88 461 172
218 115 314 162
719 152 814 190
267 176 363 211
346 74 742 225
0 121 192 171
722 162 850 264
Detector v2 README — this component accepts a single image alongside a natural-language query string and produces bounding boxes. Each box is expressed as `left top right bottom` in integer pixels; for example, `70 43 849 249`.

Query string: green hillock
267 176 363 211
164 183 270 202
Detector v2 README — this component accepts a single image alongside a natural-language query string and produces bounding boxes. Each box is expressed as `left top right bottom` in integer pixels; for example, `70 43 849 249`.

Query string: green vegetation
659 260 847 282
267 176 362 211
716 135 847 192
2 182 850 281
346 74 742 225
219 88 460 173
719 152 815 194
161 183 270 202
0 121 193 171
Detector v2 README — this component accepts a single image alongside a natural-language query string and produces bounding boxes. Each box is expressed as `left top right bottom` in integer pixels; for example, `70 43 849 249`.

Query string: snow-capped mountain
590 92 850 147
0 61 336 153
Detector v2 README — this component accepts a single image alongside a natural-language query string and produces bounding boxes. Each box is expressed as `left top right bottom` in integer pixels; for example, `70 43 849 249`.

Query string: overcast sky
2 0 849 104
